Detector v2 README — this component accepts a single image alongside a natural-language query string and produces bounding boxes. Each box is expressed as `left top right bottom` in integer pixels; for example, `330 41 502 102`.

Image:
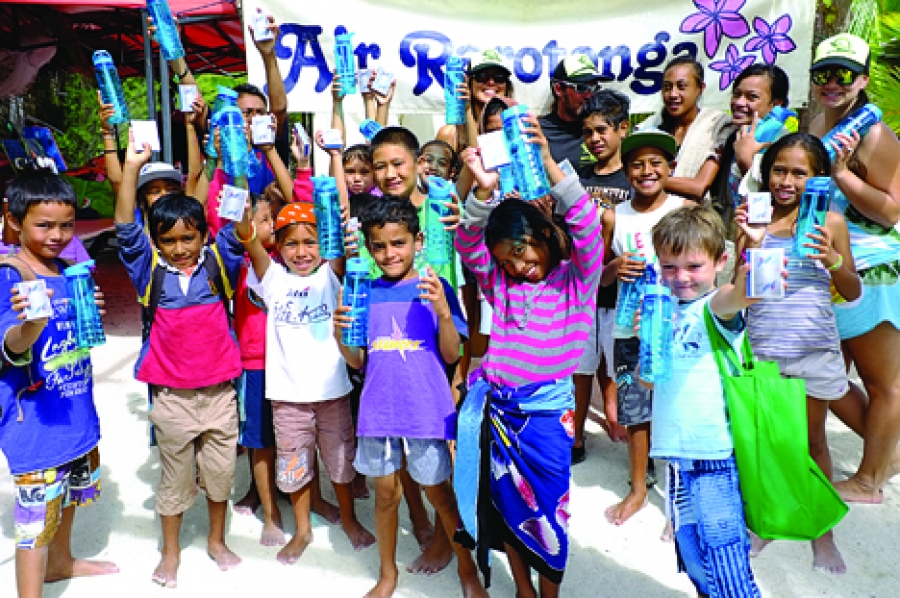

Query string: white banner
246 0 816 118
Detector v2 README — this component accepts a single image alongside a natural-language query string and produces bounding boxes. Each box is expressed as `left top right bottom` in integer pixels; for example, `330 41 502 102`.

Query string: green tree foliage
850 0 900 131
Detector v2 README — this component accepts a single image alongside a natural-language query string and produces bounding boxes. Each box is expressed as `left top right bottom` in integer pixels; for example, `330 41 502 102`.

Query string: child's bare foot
312 495 342 524
261 518 286 546
277 531 312 565
604 489 648 526
459 565 489 597
812 534 846 574
659 519 673 543
207 541 241 571
364 567 399 598
45 557 119 583
342 518 376 551
151 553 180 588
833 476 883 504
234 487 260 516
749 531 771 557
407 531 452 574
354 475 371 499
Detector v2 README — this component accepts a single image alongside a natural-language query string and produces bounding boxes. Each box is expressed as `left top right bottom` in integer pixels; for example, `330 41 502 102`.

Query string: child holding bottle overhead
455 113 603 596
600 131 692 526
734 133 860 574
235 200 376 563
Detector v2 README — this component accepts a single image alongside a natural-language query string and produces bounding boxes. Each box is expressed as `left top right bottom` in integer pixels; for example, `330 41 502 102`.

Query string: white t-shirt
248 262 352 403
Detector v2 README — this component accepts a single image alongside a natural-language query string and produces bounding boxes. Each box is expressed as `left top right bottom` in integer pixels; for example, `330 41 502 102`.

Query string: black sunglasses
556 79 601 94
471 69 510 84
811 67 860 86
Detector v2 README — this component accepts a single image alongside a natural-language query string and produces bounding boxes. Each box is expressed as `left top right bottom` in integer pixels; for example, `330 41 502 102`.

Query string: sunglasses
471 70 510 84
557 79 601 94
811 67 860 86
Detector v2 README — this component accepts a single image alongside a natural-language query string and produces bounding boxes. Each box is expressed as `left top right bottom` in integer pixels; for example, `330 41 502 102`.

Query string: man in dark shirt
539 54 613 169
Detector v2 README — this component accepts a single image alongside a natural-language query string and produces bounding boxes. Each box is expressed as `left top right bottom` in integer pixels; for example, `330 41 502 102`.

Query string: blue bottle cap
768 106 796 123
427 176 453 199
861 103 883 120
335 28 353 41
216 86 238 100
92 50 114 67
804 176 831 194
346 257 370 275
64 260 96 276
446 55 464 70
312 176 338 191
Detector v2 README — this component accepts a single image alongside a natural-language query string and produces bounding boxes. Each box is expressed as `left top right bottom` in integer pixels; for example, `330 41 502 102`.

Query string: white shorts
575 307 615 378
758 351 849 400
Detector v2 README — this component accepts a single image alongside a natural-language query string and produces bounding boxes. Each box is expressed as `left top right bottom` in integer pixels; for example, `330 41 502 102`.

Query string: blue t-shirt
357 276 467 440
650 291 743 461
248 148 276 195
0 268 100 474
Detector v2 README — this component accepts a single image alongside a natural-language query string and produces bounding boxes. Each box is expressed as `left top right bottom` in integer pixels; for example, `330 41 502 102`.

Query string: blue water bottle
359 119 383 141
64 260 106 350
754 105 797 143
93 51 130 126
205 86 239 160
613 255 647 337
444 56 466 126
638 265 673 383
821 104 883 161
334 27 357 96
425 176 453 266
147 0 185 61
342 257 371 347
793 176 831 258
312 176 345 259
501 105 551 201
219 106 249 184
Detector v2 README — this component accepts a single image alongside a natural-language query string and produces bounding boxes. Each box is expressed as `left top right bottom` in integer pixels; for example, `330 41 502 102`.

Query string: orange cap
275 202 316 231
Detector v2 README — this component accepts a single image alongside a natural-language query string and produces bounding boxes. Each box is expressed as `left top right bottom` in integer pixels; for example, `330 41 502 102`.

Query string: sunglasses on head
811 67 860 86
558 79 600 94
471 69 510 84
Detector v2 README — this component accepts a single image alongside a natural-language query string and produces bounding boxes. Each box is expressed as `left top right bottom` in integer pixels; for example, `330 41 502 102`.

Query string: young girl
235 202 375 563
455 114 602 597
735 133 860 574
808 33 900 504
639 56 732 201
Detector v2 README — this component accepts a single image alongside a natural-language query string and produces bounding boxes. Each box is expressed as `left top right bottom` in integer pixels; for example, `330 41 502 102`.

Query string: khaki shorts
150 383 238 516
271 397 355 494
758 351 849 400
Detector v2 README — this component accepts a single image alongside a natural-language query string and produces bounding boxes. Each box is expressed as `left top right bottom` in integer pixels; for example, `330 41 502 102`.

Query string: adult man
539 54 613 169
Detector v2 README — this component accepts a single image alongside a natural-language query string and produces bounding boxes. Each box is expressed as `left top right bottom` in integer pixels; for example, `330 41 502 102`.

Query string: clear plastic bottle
204 87 239 161
218 106 249 184
501 105 551 201
312 176 345 259
638 265 673 383
793 176 831 258
425 176 453 266
444 56 466 126
147 0 186 61
64 260 106 350
334 27 357 96
754 106 797 143
342 257 371 347
93 51 130 125
613 255 647 337
821 104 883 161
359 119 383 141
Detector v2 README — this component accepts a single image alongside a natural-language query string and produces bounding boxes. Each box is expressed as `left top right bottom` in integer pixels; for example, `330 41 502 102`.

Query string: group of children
1 19 897 598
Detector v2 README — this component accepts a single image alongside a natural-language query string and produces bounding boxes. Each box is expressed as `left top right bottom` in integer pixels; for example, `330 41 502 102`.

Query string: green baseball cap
621 130 678 161
811 33 870 73
468 49 512 76
552 53 613 83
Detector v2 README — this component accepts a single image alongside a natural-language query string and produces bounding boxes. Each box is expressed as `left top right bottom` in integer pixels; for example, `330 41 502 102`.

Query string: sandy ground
1 255 899 598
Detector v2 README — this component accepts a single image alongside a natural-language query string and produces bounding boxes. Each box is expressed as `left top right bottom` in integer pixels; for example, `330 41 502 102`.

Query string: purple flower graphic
710 44 756 90
744 15 796 64
680 0 751 58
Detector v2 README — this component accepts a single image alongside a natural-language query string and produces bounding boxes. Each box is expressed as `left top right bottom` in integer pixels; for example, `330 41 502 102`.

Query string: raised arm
236 201 271 281
251 14 287 137
184 94 207 198
664 158 719 200
115 135 152 224
831 124 900 228
374 79 395 126
98 92 123 195
455 147 500 300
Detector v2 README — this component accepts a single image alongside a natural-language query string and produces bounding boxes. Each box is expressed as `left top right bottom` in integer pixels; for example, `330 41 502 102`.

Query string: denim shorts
614 337 652 426
354 436 452 486
238 370 275 449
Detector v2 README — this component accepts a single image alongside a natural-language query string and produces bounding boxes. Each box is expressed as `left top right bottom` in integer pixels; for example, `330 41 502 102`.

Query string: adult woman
639 56 733 202
809 33 900 504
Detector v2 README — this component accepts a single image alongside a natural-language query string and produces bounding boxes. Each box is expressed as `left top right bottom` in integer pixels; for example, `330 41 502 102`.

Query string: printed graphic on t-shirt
271 286 331 327
42 298 91 399
369 317 424 361
584 184 631 208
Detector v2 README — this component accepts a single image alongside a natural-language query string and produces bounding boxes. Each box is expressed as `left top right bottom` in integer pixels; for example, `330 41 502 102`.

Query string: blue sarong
455 371 574 586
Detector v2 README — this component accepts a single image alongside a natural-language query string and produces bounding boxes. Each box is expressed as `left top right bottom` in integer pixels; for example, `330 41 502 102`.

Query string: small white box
747 248 784 299
477 131 511 171
218 185 249 222
322 129 343 150
252 115 275 145
131 120 161 152
371 68 394 96
178 85 199 113
251 9 273 42
358 69 372 93
747 192 773 224
558 159 577 177
294 123 311 158
16 280 53 320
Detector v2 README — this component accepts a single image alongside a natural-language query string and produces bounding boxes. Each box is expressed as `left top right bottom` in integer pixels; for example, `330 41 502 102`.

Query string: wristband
234 222 257 244
104 149 118 154
827 254 843 272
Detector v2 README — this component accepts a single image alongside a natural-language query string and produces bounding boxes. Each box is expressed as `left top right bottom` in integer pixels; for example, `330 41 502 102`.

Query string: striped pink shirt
455 176 604 387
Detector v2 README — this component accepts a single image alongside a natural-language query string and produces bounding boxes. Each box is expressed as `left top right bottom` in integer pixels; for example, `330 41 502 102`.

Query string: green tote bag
703 306 848 541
